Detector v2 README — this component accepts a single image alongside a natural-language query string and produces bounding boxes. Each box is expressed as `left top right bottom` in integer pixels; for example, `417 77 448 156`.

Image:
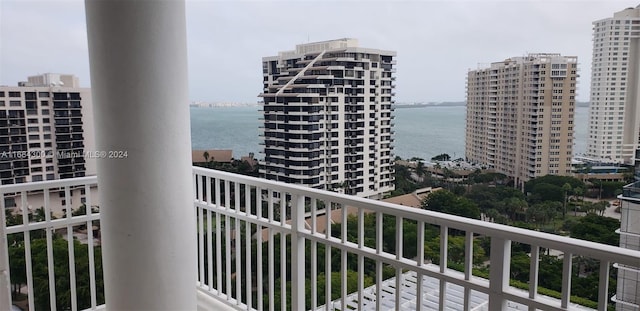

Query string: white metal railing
192 167 640 311
0 176 102 311
2 168 640 311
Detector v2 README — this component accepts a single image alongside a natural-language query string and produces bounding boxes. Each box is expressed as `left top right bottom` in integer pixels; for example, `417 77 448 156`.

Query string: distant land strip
394 101 590 108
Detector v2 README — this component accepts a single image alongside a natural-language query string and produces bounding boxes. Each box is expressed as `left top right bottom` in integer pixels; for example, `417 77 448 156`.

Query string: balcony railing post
489 237 511 310
290 194 306 310
0 197 11 310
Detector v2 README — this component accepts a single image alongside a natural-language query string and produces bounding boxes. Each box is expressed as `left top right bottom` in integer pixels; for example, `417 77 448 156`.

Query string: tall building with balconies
0 73 95 184
587 6 640 164
259 39 395 198
466 54 578 187
617 148 640 310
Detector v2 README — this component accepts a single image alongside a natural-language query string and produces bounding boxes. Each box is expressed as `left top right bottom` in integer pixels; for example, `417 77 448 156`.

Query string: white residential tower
587 5 640 164
259 39 395 198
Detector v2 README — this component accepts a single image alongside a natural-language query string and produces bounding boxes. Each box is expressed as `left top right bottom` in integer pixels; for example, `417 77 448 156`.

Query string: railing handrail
0 176 98 194
193 167 640 267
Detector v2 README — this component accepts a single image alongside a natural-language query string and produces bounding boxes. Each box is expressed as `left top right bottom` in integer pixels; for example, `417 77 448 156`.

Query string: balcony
2 167 640 310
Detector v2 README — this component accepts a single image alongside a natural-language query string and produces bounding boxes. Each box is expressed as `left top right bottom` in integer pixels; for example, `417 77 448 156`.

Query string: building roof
192 150 233 163
382 187 441 208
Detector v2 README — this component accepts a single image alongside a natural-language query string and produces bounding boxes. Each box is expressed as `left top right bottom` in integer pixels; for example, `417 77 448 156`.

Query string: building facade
259 39 395 198
587 6 640 164
466 54 578 187
617 149 640 310
0 73 95 185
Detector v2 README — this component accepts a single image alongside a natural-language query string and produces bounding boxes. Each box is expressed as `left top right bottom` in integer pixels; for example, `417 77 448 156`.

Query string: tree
421 190 480 219
431 153 451 162
9 237 105 309
416 161 426 177
570 214 620 246
529 183 564 204
562 183 572 218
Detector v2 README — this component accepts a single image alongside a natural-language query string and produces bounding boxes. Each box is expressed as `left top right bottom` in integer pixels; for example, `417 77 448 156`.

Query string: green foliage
524 175 585 194
431 153 451 162
468 171 509 184
389 163 436 196
194 159 258 177
465 185 524 212
529 183 564 204
421 190 480 219
9 237 104 310
570 214 620 246
587 180 626 199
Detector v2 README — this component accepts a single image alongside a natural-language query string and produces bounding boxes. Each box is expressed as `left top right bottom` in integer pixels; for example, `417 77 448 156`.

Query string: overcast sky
1 0 638 103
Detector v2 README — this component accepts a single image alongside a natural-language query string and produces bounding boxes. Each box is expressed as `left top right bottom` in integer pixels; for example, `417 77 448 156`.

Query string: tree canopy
431 153 451 162
421 190 480 219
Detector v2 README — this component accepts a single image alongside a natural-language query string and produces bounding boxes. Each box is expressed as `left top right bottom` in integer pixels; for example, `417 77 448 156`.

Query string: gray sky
1 0 638 103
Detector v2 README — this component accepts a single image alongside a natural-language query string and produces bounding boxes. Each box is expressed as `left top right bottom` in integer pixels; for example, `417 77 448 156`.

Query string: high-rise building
466 54 578 187
259 39 395 198
587 6 640 164
0 73 95 184
617 148 640 310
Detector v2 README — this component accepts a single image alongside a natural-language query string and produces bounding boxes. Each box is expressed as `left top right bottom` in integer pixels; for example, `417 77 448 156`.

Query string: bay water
190 106 589 161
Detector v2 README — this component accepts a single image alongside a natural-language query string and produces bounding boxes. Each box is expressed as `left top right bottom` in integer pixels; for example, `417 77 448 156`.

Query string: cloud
2 0 639 102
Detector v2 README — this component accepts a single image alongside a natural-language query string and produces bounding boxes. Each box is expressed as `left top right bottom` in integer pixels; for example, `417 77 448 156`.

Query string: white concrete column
84 1 196 310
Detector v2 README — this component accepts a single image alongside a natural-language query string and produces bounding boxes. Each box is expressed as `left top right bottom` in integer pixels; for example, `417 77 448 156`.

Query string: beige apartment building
0 73 96 184
587 5 640 164
466 54 578 187
259 39 395 198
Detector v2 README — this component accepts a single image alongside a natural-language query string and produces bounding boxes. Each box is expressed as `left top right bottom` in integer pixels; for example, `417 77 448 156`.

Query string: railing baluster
245 184 252 309
85 184 97 309
325 201 332 311
235 217 241 304
44 188 57 310
598 260 610 311
396 216 403 310
291 194 305 311
341 203 348 311
0 190 10 311
529 245 540 309
21 191 33 311
207 206 213 291
416 220 425 311
489 237 511 310
198 202 204 285
234 182 241 304
375 212 382 311
268 190 274 223
357 207 364 311
341 248 347 311
225 214 231 300
311 198 318 311
561 253 573 308
464 231 473 311
268 227 274 311
325 200 332 310
215 177 222 294
63 186 78 311
257 188 264 311
280 230 286 311
205 176 213 290
439 225 447 311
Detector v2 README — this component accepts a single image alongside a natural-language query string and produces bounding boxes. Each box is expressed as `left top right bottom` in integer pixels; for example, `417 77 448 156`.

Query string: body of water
190 105 589 161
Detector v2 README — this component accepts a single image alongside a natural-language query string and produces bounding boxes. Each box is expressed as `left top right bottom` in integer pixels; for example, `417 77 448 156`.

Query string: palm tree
562 183 572 218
